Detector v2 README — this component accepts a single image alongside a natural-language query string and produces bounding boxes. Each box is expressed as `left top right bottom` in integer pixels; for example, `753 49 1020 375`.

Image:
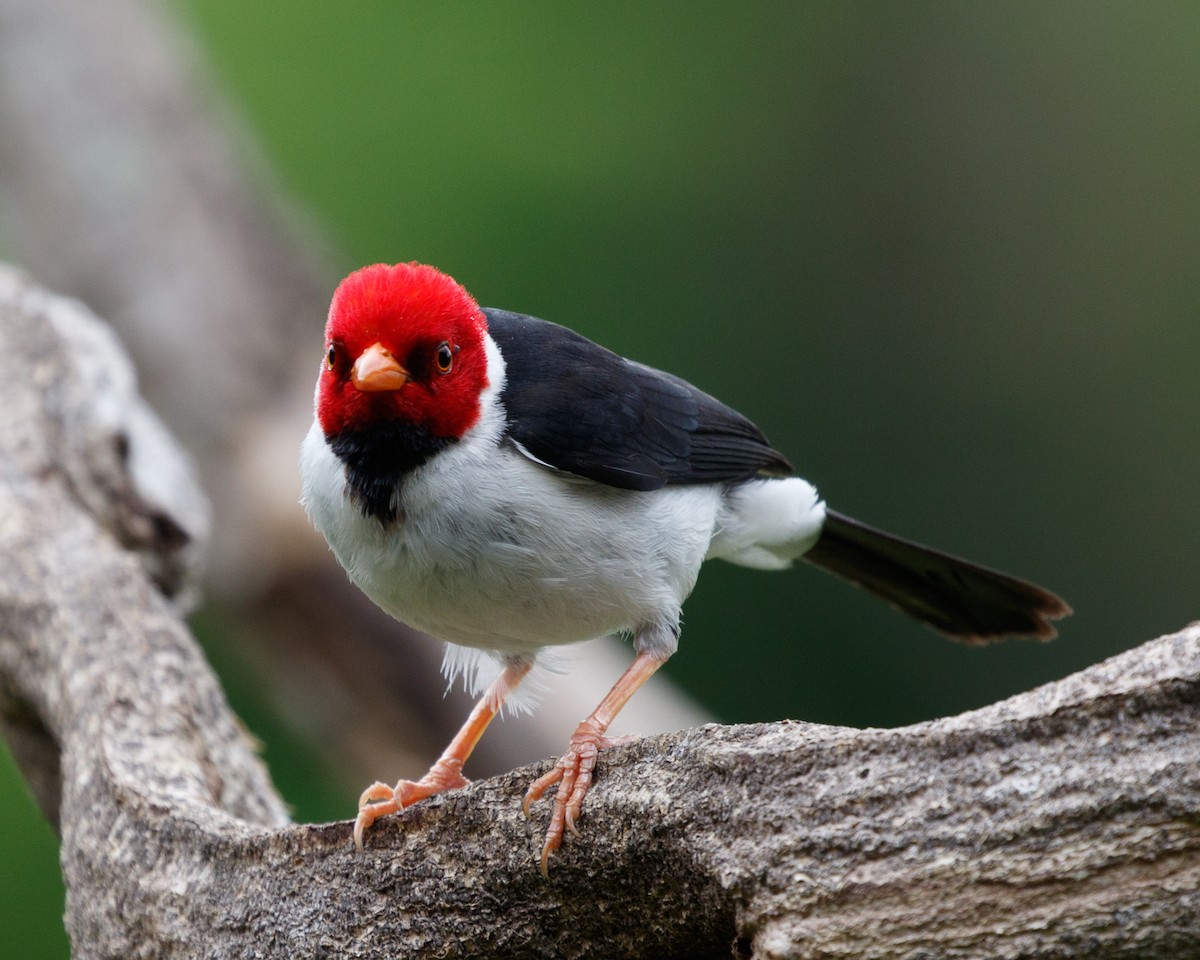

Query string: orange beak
351 342 409 392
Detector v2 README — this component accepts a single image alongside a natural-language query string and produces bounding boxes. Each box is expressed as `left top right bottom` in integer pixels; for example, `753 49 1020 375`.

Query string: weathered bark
1 269 1197 959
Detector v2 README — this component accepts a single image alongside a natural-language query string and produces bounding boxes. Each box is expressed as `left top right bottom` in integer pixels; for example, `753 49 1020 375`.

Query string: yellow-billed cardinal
301 261 1070 873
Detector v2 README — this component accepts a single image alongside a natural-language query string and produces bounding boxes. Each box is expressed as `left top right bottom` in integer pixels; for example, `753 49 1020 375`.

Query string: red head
316 263 489 440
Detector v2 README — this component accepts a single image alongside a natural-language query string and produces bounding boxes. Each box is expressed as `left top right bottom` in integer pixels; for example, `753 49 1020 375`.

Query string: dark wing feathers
484 308 791 490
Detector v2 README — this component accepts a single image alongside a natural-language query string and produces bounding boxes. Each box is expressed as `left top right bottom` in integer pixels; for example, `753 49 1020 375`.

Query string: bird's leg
522 650 667 876
354 660 531 849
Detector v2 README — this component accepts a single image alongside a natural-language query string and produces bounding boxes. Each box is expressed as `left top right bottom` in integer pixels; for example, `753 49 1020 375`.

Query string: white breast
301 416 722 657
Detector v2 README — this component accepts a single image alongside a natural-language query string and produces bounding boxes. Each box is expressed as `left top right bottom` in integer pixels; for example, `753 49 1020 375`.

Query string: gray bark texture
1 267 1198 959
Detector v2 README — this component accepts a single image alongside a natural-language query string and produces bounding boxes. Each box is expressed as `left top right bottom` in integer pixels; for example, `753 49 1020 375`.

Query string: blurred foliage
0 746 69 958
191 613 352 825
3 2 1199 955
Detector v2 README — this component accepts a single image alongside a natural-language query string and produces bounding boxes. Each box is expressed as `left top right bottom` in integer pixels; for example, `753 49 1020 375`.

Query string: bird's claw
357 780 398 810
522 720 629 876
353 786 400 851
352 762 470 850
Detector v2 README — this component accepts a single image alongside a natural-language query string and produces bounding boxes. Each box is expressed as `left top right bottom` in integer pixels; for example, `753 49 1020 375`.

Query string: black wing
484 308 792 491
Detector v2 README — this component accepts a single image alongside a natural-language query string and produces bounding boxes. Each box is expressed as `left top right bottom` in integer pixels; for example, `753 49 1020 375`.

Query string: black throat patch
327 420 453 524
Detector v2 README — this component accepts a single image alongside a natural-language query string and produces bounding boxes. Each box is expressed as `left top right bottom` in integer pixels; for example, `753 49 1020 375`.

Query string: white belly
300 420 721 657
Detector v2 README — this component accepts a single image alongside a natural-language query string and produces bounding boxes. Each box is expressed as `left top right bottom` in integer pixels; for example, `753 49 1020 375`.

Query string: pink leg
522 650 667 876
354 660 531 849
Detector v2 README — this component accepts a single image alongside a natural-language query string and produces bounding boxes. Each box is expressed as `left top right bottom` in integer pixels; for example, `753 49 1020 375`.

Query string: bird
300 261 1070 874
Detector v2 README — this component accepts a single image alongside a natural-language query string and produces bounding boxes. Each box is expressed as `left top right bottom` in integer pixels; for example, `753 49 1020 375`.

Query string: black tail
803 510 1071 645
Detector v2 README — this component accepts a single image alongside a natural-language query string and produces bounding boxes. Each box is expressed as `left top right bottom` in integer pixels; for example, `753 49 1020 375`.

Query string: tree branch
1 266 1197 958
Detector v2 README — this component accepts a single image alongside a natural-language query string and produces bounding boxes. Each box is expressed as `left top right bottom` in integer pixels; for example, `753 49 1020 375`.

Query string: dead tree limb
1 267 1197 958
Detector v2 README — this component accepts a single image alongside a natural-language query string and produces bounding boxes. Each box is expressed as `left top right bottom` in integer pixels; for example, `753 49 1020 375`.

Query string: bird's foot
521 719 633 876
353 758 469 850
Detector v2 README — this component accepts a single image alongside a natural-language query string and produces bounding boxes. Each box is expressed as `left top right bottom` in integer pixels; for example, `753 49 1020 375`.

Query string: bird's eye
435 341 454 374
326 345 337 370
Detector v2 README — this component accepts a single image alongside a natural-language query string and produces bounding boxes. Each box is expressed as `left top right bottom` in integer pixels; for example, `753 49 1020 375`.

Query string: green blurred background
3 2 1197 954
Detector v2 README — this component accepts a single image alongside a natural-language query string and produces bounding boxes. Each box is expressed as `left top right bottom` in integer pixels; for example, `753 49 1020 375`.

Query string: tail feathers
803 510 1071 645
